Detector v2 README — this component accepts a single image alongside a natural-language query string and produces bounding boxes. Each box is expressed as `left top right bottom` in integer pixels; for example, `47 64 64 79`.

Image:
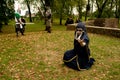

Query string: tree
118 0 120 22
75 0 86 19
107 0 114 18
95 0 109 18
85 0 90 21
115 0 120 22
24 0 32 22
90 0 95 18
0 0 14 32
53 0 76 25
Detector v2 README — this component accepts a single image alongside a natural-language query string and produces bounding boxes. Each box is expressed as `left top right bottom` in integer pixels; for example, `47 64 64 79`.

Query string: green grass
0 20 120 80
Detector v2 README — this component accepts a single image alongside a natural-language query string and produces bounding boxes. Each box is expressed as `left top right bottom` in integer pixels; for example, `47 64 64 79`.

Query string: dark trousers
15 24 24 36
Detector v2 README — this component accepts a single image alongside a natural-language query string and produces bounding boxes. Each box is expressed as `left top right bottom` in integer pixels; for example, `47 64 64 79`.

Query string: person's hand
77 39 86 46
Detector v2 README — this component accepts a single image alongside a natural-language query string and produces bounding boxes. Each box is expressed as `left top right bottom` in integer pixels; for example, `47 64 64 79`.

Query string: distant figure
63 22 95 71
15 12 24 37
45 6 52 33
65 16 74 26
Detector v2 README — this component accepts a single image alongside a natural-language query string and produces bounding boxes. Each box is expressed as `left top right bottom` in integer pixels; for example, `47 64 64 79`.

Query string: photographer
45 6 52 33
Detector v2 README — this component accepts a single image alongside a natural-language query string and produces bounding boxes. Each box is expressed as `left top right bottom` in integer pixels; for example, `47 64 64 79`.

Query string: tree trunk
85 0 90 21
96 0 108 18
118 0 120 23
0 22 2 32
115 0 120 24
59 8 63 25
78 0 82 19
26 0 32 22
59 0 65 25
97 9 102 18
38 7 44 20
108 0 113 18
60 17 62 25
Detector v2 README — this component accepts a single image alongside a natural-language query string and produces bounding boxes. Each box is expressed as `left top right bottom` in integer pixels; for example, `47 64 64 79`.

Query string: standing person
63 22 95 70
15 12 24 36
45 6 52 33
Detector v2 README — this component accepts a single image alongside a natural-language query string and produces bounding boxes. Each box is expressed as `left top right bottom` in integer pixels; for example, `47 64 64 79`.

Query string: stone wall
94 18 118 28
86 18 119 28
86 26 120 38
66 24 77 31
66 24 120 38
105 18 118 28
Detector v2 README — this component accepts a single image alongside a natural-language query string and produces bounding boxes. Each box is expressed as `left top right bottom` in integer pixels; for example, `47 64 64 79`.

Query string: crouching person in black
63 22 95 70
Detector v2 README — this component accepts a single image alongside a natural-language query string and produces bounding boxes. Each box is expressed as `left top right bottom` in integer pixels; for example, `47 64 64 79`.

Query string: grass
0 20 120 80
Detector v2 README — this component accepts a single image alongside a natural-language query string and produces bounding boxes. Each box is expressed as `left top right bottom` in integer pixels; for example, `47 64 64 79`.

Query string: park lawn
0 21 120 80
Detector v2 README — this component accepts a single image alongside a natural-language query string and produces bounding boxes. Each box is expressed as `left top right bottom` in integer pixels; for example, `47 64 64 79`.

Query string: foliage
1 0 120 31
0 0 14 32
0 0 14 23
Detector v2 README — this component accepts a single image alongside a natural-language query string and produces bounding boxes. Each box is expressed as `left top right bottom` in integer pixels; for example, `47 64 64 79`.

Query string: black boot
47 26 51 33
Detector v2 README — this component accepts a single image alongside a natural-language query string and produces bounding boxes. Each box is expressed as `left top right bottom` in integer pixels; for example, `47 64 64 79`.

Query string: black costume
65 17 74 26
15 17 26 37
63 22 95 70
21 18 26 33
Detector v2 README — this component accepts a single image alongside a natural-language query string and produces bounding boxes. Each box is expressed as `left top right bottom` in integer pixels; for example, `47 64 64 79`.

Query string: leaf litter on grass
0 31 120 80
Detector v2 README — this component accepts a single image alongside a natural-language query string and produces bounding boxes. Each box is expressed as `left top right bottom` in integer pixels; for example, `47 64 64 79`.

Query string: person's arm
75 32 87 47
19 18 22 24
15 17 18 23
77 39 86 47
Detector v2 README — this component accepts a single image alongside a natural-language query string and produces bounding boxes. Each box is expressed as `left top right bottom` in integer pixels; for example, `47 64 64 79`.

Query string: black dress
63 22 95 70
